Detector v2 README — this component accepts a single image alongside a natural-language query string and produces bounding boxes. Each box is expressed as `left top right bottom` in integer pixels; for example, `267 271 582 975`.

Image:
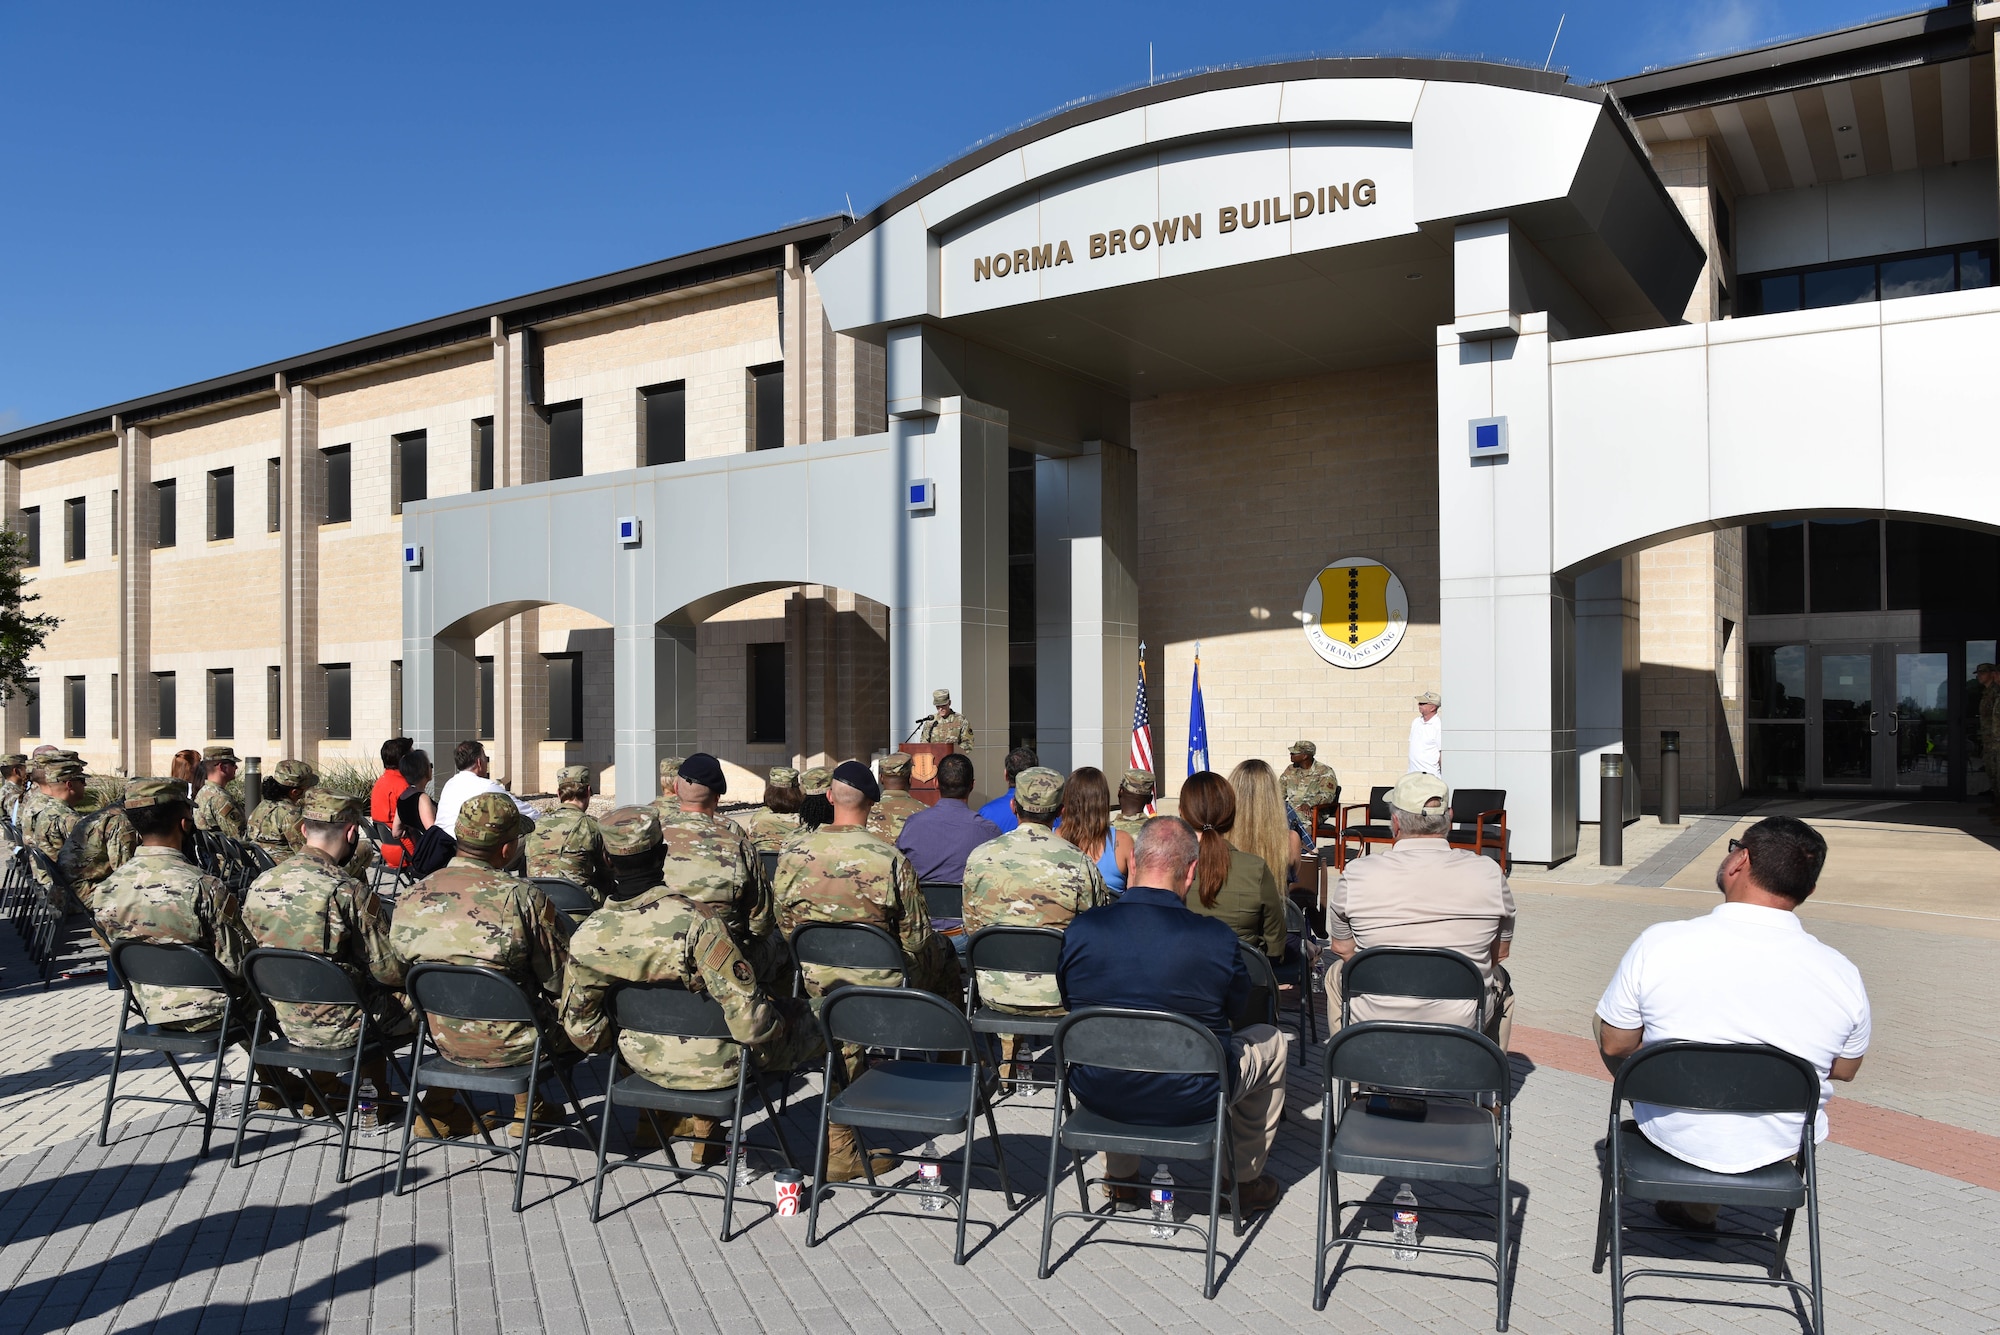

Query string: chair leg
393 1032 426 1197
805 1056 833 1249
1495 1116 1511 1333
335 1038 365 1184
553 1062 596 1146
1313 1096 1333 1312
981 1097 1015 1209
1804 1157 1824 1335
199 1007 231 1158
753 1075 797 1171
589 1054 619 1223
1037 1089 1066 1281
231 1016 265 1168
98 1015 125 1148
1205 1136 1226 1299
1607 1175 1627 1335
954 1122 975 1266
1591 1167 1614 1274
511 1050 540 1214
720 1064 749 1243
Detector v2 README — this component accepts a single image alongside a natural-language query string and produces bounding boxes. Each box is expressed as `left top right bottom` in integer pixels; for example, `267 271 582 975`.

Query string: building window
267 665 282 739
208 468 235 541
1740 242 1998 316
155 671 175 737
19 507 39 567
642 381 687 467
267 458 281 532
64 676 85 738
111 489 120 555
155 480 177 548
750 364 784 450
747 642 786 744
474 417 495 491
548 401 583 479
323 445 352 523
390 660 403 738
22 680 39 739
324 663 352 740
477 655 495 740
64 497 85 562
208 668 234 739
392 430 427 513
546 653 583 742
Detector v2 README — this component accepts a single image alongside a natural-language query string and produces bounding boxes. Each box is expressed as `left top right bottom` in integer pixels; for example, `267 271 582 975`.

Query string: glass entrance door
1808 643 1952 790
1888 645 1950 790
1815 649 1875 787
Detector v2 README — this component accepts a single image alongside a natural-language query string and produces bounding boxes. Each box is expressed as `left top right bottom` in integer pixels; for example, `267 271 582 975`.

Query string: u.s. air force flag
1187 642 1209 776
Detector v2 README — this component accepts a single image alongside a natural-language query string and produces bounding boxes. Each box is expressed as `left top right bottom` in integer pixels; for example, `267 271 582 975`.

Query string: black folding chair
759 850 779 884
100 940 247 1157
532 877 599 925
1235 941 1280 1029
1593 1042 1824 1335
963 925 1065 1095
1038 1007 1241 1298
589 982 801 1238
1275 899 1323 1060
1315 1021 1513 1329
232 948 408 1181
393 963 596 1212
1339 946 1487 1029
807 986 1014 1264
789 920 908 998
919 882 962 920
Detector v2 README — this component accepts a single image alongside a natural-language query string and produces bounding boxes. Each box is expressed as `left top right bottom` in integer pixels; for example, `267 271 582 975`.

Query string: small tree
0 526 58 702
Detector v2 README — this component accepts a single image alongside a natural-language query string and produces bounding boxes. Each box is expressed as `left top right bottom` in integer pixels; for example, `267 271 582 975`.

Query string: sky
0 0 1924 430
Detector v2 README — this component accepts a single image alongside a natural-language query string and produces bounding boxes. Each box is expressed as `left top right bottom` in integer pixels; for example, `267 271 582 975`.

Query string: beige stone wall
1136 360 1440 804
1636 531 1745 812
1651 137 1737 323
16 437 123 767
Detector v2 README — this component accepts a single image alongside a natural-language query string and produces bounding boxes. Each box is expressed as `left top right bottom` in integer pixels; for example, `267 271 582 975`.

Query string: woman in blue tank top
1058 766 1132 894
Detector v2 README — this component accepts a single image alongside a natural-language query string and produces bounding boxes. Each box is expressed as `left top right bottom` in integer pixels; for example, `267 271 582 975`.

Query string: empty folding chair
100 940 248 1157
1593 1041 1825 1335
963 925 1065 1095
1334 786 1394 869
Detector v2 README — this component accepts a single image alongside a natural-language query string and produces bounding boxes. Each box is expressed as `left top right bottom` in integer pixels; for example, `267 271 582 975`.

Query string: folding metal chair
807 986 1015 1264
788 920 908 998
1315 1021 1513 1329
589 982 801 1238
759 850 779 884
1037 1007 1241 1299
1275 898 1324 1060
963 925 1065 1095
1339 945 1487 1029
233 947 409 1181
393 963 596 1212
531 877 599 926
366 820 414 897
101 940 247 1157
1593 1041 1825 1335
919 882 963 920
1235 941 1280 1029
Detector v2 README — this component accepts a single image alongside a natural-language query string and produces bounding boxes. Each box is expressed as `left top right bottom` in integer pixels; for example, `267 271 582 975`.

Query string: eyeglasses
1727 838 1746 855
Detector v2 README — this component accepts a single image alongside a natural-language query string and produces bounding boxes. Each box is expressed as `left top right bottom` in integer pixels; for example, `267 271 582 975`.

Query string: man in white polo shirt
1407 691 1443 778
434 739 541 836
1594 815 1869 1229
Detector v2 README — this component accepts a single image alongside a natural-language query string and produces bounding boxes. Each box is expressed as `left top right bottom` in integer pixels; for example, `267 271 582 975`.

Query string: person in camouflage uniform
866 753 927 842
651 756 685 807
59 797 139 910
194 746 244 838
24 753 88 865
740 766 803 854
0 753 28 826
524 764 609 901
962 766 1111 1015
1975 662 2000 816
245 759 317 859
652 753 786 989
93 778 252 1031
1281 740 1341 814
1111 769 1155 841
597 805 667 901
918 688 974 747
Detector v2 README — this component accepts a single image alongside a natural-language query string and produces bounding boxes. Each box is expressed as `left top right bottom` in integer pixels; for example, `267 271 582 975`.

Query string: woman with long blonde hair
1178 770 1286 959
1229 758 1302 894
1058 766 1133 893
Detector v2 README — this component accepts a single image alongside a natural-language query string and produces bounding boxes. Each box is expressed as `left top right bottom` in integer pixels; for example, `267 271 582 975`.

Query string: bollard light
1599 753 1625 867
1659 730 1681 826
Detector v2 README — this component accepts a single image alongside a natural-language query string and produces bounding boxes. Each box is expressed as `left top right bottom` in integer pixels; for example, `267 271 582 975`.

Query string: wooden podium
899 743 956 806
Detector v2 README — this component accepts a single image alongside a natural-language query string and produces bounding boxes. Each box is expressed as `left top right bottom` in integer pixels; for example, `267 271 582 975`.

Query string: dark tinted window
1802 264 1875 309
1755 273 1801 314
155 672 175 737
209 668 234 739
751 365 784 450
324 664 351 740
23 680 38 739
1808 518 1880 612
395 430 427 510
1749 644 1806 719
323 446 351 523
1746 521 1805 615
65 498 85 562
643 382 686 467
64 676 85 738
209 468 234 541
1961 248 1994 289
477 656 495 740
474 417 495 491
549 402 583 479
1879 253 1955 301
20 507 40 566
748 643 786 743
546 654 582 742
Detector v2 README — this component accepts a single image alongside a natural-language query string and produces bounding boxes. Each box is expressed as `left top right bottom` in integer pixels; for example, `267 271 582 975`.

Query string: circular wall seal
1302 558 1409 669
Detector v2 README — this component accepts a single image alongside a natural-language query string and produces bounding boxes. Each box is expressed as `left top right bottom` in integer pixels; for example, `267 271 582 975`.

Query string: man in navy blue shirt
897 753 1000 884
1057 816 1288 1214
976 747 1038 835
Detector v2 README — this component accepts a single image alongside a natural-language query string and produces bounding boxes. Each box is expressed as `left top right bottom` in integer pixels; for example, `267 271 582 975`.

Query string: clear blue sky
0 0 1918 430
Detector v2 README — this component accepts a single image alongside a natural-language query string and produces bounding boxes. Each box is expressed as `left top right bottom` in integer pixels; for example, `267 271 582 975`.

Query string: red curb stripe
1508 1024 2000 1194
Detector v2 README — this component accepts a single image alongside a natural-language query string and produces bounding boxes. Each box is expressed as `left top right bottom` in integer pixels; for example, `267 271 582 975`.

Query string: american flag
1128 642 1156 814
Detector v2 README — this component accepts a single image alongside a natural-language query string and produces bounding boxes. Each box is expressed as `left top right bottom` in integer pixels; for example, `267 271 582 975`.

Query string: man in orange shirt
370 737 413 870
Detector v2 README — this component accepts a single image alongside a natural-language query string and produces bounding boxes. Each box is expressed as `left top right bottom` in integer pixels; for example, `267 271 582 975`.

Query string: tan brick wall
1636 530 1744 812
1136 360 1439 804
1650 137 1737 323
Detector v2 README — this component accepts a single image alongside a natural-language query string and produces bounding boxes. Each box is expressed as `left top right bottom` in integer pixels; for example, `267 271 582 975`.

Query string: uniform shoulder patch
699 928 736 976
731 959 753 985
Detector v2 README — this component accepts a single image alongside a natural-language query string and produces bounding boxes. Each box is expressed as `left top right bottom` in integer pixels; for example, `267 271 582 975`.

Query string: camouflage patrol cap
1289 740 1317 757
455 791 522 850
1979 662 1998 674
556 764 591 789
41 757 85 783
800 766 832 796
30 744 60 758
1014 766 1065 815
599 805 662 856
879 752 913 775
301 787 363 824
203 745 240 764
123 777 188 810
767 766 799 786
932 688 952 706
0 754 25 768
659 756 686 784
272 759 317 788
1120 768 1156 795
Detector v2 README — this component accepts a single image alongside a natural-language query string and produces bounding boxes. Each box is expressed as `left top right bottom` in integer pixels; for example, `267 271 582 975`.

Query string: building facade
6 7 2000 862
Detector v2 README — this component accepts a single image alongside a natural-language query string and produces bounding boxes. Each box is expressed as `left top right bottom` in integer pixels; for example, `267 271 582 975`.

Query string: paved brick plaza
4 849 1998 1333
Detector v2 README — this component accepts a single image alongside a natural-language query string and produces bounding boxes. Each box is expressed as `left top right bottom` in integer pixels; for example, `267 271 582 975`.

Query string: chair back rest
367 819 399 847
613 982 733 1040
406 963 540 1023
244 843 277 874
1054 1007 1227 1077
27 845 66 888
1324 1021 1511 1099
532 877 597 916
111 940 232 991
1450 789 1506 825
1235 941 1279 1028
1613 1041 1819 1116
1367 785 1392 821
1341 945 1484 1005
1283 897 1312 940
244 947 365 1006
919 881 962 919
790 921 906 976
821 985 974 1052
965 924 1063 975
759 850 779 883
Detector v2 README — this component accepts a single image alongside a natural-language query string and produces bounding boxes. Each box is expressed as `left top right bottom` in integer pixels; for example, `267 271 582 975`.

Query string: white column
1438 220 1577 864
612 619 695 807
1036 441 1139 774
1576 558 1639 822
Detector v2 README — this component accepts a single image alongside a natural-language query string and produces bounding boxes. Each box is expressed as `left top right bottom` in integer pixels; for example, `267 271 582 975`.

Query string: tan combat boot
507 1093 565 1139
822 1124 898 1183
411 1091 474 1140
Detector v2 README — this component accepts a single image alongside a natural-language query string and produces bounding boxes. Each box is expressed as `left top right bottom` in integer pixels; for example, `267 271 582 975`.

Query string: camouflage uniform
59 803 139 909
1979 665 2000 766
0 753 27 825
1111 768 1155 842
524 806 607 900
774 824 959 996
655 806 785 987
918 689 974 747
195 782 243 838
25 786 83 864
960 769 1110 1013
741 766 802 854
94 785 251 1030
1280 741 1341 813
389 793 571 1068
242 790 409 1048
866 781 927 842
246 798 305 857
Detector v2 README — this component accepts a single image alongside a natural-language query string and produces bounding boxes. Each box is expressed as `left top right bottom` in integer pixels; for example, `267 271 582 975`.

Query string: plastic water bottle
1149 1163 1175 1239
918 1139 949 1212
1392 1182 1420 1261
355 1079 379 1133
730 1144 757 1190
